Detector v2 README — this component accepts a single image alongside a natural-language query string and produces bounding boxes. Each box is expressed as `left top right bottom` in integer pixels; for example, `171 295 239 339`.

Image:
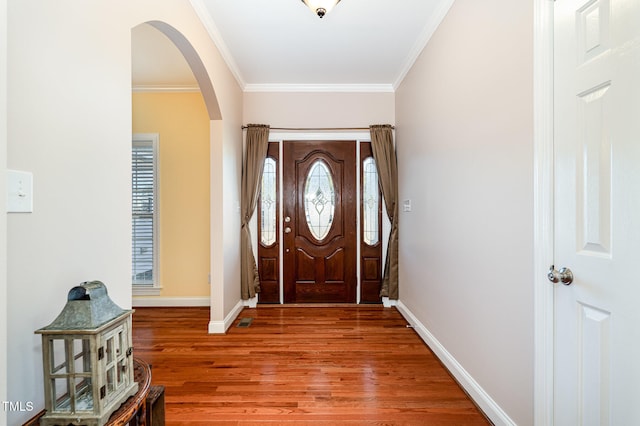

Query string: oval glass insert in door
304 160 335 240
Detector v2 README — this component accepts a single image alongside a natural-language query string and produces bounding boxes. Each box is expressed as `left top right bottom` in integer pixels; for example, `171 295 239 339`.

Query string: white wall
395 1 534 425
0 0 8 423
243 91 394 127
6 1 242 424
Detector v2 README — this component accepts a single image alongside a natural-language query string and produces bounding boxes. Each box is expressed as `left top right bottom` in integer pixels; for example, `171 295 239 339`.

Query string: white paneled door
553 0 640 424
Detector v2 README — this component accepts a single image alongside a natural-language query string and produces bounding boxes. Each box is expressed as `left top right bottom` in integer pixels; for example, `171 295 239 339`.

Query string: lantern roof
36 281 132 333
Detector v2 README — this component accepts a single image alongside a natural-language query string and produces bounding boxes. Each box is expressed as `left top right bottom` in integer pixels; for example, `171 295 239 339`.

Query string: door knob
284 227 291 234
547 265 573 285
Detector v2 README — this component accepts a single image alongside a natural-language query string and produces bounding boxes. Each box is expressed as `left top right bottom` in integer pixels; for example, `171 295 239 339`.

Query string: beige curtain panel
240 124 270 300
370 124 399 299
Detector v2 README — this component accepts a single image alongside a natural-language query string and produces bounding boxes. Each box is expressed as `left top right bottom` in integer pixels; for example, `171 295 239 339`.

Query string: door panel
554 0 640 423
283 141 356 303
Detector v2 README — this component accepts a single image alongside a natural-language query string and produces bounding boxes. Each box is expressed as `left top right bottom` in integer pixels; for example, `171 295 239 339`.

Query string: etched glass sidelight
304 160 335 240
261 157 277 246
362 157 379 245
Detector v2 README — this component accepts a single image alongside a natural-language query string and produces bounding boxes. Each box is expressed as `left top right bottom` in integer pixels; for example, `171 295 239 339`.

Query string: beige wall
6 1 243 423
132 92 210 298
395 0 534 424
243 91 394 127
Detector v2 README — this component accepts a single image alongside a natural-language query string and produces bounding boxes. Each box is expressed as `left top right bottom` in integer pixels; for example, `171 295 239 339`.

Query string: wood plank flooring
132 306 491 425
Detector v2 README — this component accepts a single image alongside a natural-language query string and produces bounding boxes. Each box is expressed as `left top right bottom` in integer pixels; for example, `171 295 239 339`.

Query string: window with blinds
132 135 158 288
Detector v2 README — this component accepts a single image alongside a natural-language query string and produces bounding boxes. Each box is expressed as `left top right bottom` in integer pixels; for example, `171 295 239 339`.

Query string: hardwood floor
132 306 490 425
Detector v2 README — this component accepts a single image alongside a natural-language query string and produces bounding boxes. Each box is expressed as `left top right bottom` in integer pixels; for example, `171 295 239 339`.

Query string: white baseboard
208 300 244 334
132 296 210 307
396 301 516 426
244 296 258 308
382 297 397 308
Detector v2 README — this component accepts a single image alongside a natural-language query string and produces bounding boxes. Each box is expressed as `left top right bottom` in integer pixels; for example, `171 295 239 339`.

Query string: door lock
547 265 573 285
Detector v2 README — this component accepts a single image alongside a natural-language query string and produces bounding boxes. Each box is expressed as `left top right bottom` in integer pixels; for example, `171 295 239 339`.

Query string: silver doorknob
284 227 291 234
547 265 573 285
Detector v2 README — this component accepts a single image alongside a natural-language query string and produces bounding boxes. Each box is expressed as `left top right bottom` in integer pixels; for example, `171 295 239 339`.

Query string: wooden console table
24 357 152 426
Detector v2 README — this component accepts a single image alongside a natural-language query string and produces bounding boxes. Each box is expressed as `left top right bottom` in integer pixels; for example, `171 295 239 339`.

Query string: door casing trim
533 0 555 424
253 132 382 304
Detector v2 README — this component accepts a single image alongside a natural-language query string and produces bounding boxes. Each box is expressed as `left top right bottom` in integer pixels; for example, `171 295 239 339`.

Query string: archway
144 21 221 121
131 21 221 307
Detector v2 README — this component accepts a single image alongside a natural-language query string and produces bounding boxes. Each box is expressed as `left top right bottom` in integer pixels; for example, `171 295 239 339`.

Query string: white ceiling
132 0 454 92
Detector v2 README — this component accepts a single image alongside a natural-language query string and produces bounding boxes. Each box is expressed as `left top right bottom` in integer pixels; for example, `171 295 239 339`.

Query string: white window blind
132 135 158 288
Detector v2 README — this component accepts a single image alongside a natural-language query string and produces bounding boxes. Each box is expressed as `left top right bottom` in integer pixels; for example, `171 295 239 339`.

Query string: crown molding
393 0 456 90
243 83 395 93
189 0 246 89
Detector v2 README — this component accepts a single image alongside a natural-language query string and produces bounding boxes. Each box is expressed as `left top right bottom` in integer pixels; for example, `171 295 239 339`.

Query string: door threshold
257 303 380 308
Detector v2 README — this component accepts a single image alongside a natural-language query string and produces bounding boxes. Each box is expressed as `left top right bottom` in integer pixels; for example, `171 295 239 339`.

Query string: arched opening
131 21 221 307
144 21 221 121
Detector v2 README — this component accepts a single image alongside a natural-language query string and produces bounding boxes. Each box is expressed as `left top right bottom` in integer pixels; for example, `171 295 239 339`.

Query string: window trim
132 133 161 296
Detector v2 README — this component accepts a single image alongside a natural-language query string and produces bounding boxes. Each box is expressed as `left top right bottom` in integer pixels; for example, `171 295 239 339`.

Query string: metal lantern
35 281 138 426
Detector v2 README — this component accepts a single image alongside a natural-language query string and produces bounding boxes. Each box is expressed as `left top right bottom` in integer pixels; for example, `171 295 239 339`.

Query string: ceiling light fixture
301 0 341 18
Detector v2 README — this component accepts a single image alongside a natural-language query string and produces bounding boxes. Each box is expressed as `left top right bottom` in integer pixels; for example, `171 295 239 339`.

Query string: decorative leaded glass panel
261 157 277 246
362 157 379 246
304 160 335 240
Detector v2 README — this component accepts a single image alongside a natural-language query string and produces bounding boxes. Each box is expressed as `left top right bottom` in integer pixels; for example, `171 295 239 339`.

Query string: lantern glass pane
107 366 116 394
118 330 124 356
74 377 94 411
117 359 125 385
52 378 70 412
73 339 91 373
106 336 114 363
51 338 68 374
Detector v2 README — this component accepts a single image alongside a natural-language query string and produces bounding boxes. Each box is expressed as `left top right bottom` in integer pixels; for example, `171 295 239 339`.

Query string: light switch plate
403 199 412 212
7 170 33 213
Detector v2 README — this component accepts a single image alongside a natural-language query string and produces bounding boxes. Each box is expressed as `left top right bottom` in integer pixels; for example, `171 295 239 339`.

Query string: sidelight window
362 157 380 246
260 157 277 246
304 160 335 241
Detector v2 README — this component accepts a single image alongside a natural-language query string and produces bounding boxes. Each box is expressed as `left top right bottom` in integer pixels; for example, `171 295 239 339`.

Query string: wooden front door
283 141 357 303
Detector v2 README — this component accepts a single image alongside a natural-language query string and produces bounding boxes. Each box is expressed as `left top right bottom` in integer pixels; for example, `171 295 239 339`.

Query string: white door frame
533 0 555 424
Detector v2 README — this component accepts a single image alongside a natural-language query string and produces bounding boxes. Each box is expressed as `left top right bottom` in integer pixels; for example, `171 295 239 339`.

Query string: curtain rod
241 125 394 131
